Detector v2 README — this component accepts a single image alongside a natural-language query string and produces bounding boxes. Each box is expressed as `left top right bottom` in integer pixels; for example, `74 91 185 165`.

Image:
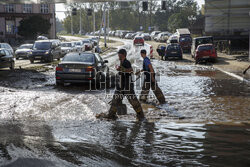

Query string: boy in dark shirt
104 49 145 121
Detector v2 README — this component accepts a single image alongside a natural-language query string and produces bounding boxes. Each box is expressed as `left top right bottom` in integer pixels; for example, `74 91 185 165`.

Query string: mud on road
0 38 250 167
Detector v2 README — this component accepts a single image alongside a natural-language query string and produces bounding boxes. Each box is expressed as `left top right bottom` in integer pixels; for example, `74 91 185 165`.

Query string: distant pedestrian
243 65 250 74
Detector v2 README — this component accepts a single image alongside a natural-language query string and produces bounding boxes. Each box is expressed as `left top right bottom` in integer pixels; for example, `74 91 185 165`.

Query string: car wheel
56 80 64 86
57 54 60 61
10 61 15 70
49 55 53 62
164 56 168 61
30 58 34 63
16 56 19 60
211 58 217 63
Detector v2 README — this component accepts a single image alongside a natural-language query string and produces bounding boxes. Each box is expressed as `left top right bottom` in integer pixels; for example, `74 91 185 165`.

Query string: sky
55 0 205 20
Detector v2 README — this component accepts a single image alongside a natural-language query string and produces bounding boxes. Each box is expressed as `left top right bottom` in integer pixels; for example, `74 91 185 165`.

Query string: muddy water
0 41 250 166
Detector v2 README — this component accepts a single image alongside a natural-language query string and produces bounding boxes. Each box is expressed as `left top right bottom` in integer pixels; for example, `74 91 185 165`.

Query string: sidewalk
213 53 250 81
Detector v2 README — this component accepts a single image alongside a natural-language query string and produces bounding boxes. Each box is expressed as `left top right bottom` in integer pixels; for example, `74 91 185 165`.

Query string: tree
56 18 64 33
18 15 51 39
168 12 189 32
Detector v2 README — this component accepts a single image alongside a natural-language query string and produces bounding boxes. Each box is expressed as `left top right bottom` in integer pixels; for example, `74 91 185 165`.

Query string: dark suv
28 40 62 63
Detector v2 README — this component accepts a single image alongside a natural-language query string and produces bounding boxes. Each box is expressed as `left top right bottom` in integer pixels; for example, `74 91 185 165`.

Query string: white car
156 32 171 42
61 42 76 55
150 31 161 39
75 41 85 52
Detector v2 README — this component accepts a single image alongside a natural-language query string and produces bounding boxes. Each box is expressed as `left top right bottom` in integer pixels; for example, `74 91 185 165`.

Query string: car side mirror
104 60 108 64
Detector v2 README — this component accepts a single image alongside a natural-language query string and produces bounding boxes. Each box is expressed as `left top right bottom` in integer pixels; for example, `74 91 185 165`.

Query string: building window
6 20 15 34
41 4 49 13
23 4 32 13
5 4 15 13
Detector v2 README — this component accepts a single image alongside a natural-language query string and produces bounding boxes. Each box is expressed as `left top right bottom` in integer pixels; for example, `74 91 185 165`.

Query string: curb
214 66 250 84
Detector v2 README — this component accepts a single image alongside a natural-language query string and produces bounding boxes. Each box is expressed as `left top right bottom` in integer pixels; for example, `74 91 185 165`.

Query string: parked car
165 43 183 60
150 31 161 39
125 33 134 39
82 39 93 51
158 32 170 42
195 44 217 64
61 42 75 55
55 52 109 86
75 41 85 52
191 36 214 58
167 35 179 44
15 44 33 59
37 36 48 40
141 33 151 41
0 43 14 55
0 48 15 70
28 40 62 63
120 31 130 38
91 37 99 46
178 36 192 53
133 36 144 46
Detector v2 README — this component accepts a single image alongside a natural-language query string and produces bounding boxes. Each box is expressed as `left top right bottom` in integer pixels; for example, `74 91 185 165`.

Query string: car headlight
28 51 32 55
45 51 49 54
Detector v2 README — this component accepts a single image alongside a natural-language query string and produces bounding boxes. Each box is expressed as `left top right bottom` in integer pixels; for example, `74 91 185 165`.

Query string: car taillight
86 67 94 72
56 67 63 71
212 48 216 54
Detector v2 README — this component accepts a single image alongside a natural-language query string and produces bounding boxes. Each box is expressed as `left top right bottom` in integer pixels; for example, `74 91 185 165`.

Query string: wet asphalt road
0 38 250 167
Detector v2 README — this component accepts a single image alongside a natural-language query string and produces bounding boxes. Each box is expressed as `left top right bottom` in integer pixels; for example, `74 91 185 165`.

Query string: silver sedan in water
55 52 109 86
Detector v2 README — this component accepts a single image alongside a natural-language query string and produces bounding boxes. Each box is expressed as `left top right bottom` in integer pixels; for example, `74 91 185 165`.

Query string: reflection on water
0 121 249 167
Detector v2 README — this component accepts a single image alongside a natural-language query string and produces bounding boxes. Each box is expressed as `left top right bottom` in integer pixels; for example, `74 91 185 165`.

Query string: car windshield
180 37 192 42
63 53 95 63
19 45 32 49
167 45 180 50
82 41 89 44
76 42 82 46
61 43 72 47
198 45 213 51
196 38 213 46
33 42 51 50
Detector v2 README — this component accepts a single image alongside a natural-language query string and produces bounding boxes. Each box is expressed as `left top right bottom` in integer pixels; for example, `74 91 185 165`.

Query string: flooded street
0 40 250 167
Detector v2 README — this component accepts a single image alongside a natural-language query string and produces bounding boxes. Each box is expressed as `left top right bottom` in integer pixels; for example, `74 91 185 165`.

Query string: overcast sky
55 0 205 20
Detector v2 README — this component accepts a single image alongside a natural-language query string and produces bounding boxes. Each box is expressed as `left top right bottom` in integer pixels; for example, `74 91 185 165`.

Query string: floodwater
0 40 250 166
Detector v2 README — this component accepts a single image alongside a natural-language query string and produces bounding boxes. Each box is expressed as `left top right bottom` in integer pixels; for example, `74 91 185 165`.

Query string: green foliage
62 0 200 33
168 12 189 32
18 15 51 39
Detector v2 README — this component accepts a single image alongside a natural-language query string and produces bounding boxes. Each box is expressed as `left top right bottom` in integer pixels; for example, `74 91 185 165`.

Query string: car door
4 44 13 54
95 54 106 73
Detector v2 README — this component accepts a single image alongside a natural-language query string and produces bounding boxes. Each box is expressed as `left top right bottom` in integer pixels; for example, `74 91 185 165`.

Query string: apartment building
0 3 56 43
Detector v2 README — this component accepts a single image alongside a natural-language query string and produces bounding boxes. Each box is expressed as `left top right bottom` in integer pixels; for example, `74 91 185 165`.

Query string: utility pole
107 9 109 41
93 8 95 36
150 0 152 31
104 5 107 47
79 7 82 35
71 12 73 35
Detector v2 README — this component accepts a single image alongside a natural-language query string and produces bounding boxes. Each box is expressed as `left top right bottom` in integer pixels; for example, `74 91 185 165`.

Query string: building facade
205 0 250 36
0 3 56 43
